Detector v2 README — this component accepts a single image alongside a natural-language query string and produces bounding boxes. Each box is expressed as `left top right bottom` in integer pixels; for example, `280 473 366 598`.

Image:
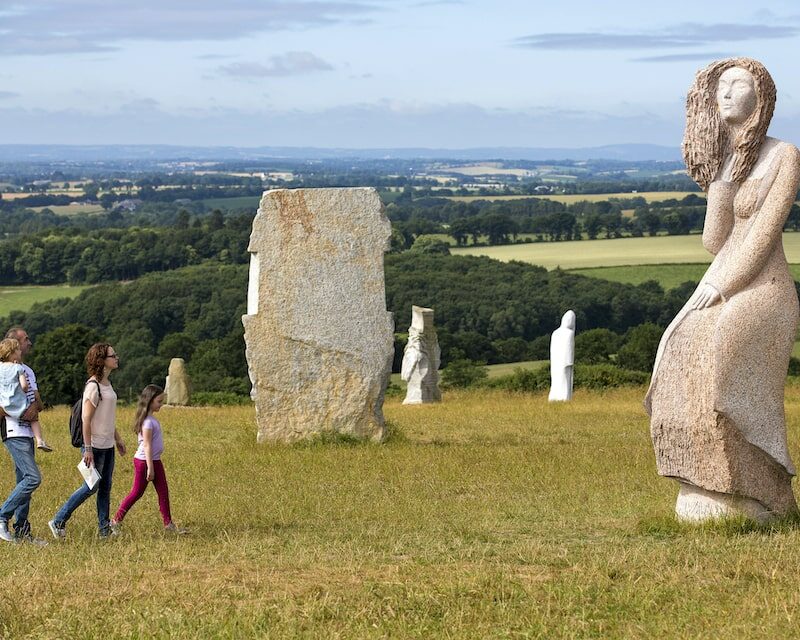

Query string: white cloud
631 52 734 63
217 52 334 78
514 22 800 50
0 1 379 56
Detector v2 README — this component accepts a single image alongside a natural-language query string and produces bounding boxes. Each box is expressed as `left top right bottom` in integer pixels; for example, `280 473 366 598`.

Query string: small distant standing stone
548 310 575 402
165 358 191 406
242 188 394 443
401 305 441 405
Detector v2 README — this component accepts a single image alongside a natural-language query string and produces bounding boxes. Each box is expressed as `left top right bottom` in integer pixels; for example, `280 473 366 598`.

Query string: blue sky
0 0 797 148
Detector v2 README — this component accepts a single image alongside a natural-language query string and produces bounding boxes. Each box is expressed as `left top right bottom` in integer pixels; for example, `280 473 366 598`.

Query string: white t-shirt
83 380 117 449
3 364 37 439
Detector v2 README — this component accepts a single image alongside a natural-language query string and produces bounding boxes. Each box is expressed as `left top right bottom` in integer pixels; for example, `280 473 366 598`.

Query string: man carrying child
0 327 47 545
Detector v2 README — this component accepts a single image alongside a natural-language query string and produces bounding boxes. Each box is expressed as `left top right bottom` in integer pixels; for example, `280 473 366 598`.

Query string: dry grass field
434 165 534 177
4 389 800 638
30 204 105 216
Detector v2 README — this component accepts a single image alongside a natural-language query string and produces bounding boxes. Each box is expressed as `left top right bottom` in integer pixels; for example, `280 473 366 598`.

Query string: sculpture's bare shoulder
773 140 800 182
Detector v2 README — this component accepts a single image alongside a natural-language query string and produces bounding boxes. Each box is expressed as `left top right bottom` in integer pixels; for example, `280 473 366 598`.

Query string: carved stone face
716 67 757 125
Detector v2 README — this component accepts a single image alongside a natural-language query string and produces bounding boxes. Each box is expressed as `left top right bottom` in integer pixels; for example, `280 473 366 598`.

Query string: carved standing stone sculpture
401 306 441 404
164 358 191 406
645 58 800 521
548 310 575 402
242 188 394 442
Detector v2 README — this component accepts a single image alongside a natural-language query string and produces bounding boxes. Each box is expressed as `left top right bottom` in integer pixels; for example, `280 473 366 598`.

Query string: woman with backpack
49 343 126 539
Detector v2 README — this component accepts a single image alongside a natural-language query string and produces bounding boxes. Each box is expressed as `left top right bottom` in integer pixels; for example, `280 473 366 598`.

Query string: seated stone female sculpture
645 57 800 521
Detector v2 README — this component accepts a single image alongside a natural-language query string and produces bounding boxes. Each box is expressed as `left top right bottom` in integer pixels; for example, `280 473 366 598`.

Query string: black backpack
69 380 101 448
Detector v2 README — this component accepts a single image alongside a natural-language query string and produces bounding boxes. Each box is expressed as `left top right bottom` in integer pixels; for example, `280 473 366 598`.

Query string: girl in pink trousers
111 384 186 534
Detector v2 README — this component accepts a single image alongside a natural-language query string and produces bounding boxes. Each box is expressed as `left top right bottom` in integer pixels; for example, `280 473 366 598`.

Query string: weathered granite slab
165 358 190 406
242 188 394 442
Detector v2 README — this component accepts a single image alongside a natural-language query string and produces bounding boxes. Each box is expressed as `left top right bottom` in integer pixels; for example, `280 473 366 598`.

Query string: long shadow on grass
635 512 800 539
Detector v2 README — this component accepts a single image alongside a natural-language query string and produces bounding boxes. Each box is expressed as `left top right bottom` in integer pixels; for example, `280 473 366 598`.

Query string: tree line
2 255 704 405
389 194 800 247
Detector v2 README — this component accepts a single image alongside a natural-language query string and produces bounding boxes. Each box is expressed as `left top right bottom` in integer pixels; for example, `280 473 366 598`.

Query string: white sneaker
0 520 13 542
48 519 66 539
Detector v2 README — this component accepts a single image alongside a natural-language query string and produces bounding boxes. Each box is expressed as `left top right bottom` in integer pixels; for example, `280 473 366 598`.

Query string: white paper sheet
77 460 101 490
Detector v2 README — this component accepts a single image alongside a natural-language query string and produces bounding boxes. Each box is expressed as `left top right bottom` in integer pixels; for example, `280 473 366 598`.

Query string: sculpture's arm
707 144 800 299
702 181 737 255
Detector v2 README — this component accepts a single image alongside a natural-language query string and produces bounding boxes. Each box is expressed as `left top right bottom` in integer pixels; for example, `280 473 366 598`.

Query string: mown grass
0 285 91 317
4 388 800 637
453 232 800 270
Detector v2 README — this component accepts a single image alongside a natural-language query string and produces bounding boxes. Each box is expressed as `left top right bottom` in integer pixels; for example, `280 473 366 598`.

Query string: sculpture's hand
691 283 722 310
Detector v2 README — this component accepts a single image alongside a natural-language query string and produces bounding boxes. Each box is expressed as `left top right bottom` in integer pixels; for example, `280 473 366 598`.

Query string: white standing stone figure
401 306 441 405
164 358 191 406
242 187 394 443
645 58 800 522
548 310 575 402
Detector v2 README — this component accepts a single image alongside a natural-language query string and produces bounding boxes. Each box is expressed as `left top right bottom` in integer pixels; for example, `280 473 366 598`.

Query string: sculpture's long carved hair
683 57 776 190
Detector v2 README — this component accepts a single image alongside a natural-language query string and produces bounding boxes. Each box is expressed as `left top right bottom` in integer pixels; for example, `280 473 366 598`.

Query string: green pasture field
446 191 697 204
0 285 91 317
201 195 262 211
6 390 800 637
453 232 800 270
570 263 708 288
572 263 800 289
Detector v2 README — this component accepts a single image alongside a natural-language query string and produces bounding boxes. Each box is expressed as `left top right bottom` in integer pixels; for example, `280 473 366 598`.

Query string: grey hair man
0 327 46 545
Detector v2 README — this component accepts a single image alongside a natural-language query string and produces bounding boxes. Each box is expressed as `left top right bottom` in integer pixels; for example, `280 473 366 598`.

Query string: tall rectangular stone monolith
242 188 394 442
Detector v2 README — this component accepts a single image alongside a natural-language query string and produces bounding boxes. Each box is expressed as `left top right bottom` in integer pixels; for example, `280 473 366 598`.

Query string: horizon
0 142 684 163
0 1 798 148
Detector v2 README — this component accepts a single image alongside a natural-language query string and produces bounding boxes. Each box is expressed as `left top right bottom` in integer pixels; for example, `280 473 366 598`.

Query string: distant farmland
0 285 90 317
445 191 698 204
451 233 800 270
571 263 800 290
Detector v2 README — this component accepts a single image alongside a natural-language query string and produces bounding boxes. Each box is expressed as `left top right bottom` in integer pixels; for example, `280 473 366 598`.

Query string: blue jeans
53 446 115 536
0 436 42 538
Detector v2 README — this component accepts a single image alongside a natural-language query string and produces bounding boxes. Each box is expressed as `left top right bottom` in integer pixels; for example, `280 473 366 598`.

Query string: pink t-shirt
134 415 164 461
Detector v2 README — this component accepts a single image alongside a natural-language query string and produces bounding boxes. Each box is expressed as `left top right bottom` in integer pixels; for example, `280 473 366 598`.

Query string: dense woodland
2 254 699 405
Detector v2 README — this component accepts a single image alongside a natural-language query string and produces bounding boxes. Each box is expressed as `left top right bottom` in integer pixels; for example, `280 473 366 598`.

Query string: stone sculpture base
675 482 774 523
